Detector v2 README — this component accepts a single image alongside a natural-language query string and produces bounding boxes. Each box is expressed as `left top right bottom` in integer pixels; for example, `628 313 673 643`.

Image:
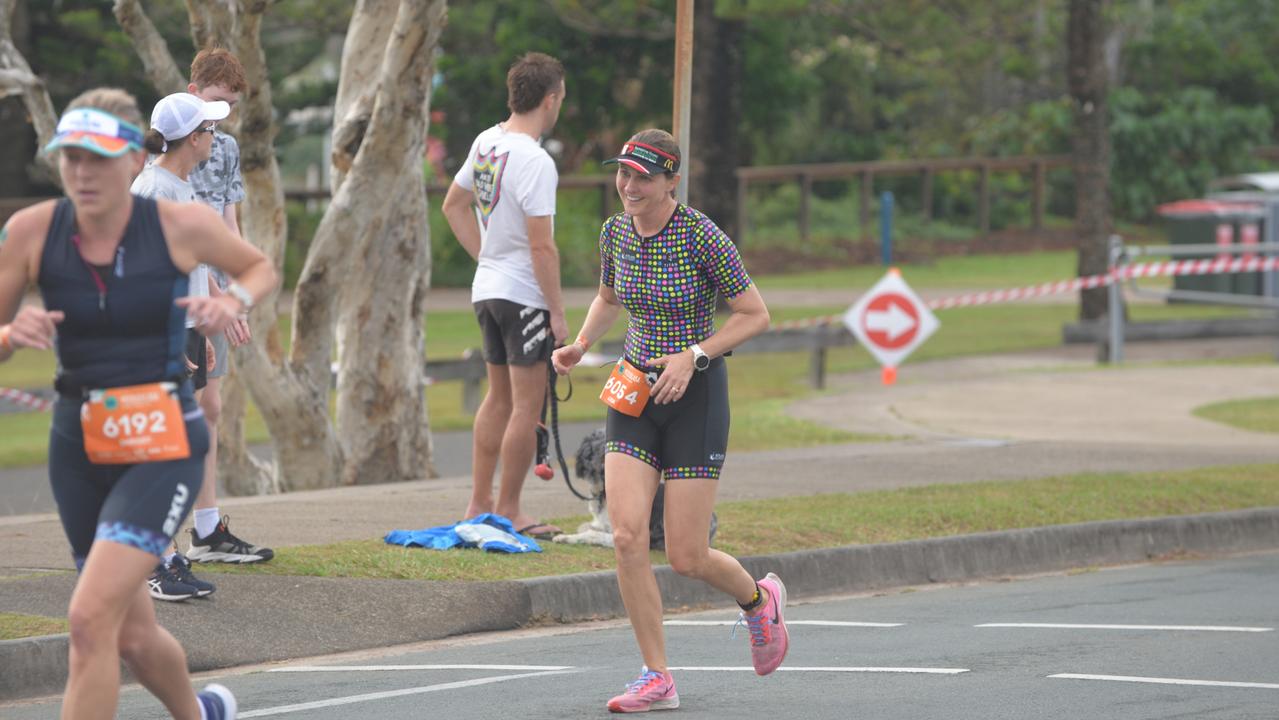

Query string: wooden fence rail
734 155 1073 245
440 323 854 415
279 153 1075 248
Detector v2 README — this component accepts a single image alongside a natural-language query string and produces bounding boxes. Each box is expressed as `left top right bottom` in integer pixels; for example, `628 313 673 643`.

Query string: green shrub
1110 87 1272 221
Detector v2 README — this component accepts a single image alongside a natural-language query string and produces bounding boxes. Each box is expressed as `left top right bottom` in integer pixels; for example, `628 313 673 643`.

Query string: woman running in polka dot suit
553 128 789 713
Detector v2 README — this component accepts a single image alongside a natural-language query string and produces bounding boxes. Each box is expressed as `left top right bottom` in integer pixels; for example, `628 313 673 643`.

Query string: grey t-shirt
131 164 207 327
131 163 195 204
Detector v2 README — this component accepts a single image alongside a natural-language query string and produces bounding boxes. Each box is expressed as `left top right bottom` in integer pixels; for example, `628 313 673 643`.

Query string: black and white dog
553 428 717 549
552 428 612 546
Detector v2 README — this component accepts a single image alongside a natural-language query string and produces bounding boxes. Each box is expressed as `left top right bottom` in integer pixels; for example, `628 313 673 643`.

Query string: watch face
695 354 710 370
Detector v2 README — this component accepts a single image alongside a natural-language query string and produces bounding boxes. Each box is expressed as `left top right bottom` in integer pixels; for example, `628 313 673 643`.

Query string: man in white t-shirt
443 52 567 539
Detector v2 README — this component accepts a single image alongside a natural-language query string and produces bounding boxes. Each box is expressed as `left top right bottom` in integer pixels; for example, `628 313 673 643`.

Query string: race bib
599 359 651 417
80 382 190 465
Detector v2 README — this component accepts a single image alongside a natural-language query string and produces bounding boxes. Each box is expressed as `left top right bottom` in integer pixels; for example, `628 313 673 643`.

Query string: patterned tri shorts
605 356 729 480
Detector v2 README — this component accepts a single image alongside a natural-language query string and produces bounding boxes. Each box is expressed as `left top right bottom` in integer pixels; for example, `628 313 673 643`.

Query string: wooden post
860 170 873 240
462 378 481 414
737 174 749 245
921 168 934 224
600 180 613 220
799 172 812 242
978 162 991 235
1031 159 1046 231
808 325 828 389
673 0 694 203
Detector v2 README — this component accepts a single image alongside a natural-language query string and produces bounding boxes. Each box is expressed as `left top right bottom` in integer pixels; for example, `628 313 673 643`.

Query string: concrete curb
522 507 1279 622
0 634 68 701
6 507 1279 702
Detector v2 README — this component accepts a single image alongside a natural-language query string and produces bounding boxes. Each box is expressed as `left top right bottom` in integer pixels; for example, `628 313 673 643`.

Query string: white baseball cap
150 92 230 142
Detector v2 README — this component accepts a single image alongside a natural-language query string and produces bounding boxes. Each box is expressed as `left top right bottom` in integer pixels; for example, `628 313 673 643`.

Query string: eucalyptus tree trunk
107 0 446 492
689 0 743 240
1068 0 1113 321
323 0 443 484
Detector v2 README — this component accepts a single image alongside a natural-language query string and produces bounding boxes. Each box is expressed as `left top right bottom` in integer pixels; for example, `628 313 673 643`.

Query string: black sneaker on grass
147 563 196 602
187 515 274 564
170 553 216 597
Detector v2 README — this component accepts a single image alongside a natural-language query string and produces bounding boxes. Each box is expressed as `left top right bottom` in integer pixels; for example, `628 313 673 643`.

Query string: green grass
1194 396 1279 435
8 464 1277 638
192 463 1279 582
0 612 68 640
0 299 1260 469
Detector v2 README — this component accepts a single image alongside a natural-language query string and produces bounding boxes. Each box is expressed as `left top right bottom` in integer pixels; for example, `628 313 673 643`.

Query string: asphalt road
8 552 1277 720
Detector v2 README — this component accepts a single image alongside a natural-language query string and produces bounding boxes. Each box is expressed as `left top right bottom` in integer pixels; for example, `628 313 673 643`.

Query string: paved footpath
1 333 1276 701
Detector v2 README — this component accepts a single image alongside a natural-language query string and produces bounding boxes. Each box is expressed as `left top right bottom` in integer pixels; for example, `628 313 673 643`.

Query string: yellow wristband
0 325 11 353
575 335 590 353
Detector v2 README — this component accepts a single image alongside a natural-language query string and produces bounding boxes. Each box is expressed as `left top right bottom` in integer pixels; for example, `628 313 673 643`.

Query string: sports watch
227 281 255 311
690 343 710 372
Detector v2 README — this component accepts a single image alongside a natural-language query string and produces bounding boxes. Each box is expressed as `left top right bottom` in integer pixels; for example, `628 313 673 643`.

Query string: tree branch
113 0 187 95
545 0 675 40
186 0 236 50
0 2 59 184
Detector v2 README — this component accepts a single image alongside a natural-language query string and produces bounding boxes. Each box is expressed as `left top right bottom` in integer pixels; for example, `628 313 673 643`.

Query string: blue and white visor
43 108 145 157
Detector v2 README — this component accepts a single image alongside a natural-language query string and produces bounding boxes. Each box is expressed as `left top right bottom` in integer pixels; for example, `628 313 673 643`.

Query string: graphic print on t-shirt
472 148 510 228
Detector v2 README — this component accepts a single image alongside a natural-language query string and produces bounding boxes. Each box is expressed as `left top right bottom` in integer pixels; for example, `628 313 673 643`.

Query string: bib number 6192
100 411 168 439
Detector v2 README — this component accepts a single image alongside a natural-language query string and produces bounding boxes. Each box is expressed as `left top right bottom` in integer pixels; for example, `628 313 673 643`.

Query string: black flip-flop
517 523 561 540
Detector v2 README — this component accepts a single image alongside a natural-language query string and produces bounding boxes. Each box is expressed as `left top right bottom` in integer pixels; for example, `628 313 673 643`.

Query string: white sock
194 508 221 539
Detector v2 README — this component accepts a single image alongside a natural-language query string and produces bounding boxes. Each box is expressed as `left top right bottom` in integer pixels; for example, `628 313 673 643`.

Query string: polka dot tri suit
599 204 753 481
39 196 210 570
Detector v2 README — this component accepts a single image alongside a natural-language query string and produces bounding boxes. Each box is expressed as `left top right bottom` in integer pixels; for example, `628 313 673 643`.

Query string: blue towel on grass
384 513 542 553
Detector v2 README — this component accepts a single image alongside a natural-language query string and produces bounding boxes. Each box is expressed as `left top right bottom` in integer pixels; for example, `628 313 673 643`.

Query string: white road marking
1050 674 1279 690
665 620 903 627
238 670 578 717
668 666 968 675
977 623 1273 633
268 664 574 673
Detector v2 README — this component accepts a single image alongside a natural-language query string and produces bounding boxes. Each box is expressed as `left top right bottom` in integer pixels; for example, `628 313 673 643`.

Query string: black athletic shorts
48 385 210 570
473 298 553 366
605 356 729 480
185 328 208 391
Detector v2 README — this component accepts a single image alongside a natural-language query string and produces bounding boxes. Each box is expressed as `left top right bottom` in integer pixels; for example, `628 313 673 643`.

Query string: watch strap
227 282 254 311
690 343 710 371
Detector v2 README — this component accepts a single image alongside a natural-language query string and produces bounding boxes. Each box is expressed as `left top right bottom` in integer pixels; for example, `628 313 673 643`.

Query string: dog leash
534 360 597 501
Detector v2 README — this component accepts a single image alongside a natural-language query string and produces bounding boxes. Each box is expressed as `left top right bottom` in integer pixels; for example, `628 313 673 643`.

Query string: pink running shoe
740 572 789 675
607 667 679 713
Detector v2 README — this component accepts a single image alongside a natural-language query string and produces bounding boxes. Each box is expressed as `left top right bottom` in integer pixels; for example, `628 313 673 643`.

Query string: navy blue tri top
38 196 190 397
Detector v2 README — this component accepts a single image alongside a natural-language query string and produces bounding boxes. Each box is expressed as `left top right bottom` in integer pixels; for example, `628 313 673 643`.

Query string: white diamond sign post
843 268 940 385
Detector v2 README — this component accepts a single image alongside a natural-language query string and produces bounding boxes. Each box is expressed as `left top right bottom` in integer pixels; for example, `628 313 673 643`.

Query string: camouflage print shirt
189 130 246 215
189 130 246 287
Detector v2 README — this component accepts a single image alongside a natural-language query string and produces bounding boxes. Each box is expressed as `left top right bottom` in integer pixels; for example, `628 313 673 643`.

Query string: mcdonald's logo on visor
604 140 680 175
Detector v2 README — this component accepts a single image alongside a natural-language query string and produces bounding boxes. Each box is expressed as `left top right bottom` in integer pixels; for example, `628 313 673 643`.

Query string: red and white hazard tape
0 387 53 412
4 256 1276 407
1119 254 1279 280
772 255 1279 329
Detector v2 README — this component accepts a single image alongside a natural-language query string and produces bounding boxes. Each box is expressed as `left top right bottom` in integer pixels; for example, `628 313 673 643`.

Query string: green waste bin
1156 199 1266 297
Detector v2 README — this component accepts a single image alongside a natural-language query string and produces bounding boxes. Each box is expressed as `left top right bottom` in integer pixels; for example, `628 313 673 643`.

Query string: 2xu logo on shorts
163 483 190 536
